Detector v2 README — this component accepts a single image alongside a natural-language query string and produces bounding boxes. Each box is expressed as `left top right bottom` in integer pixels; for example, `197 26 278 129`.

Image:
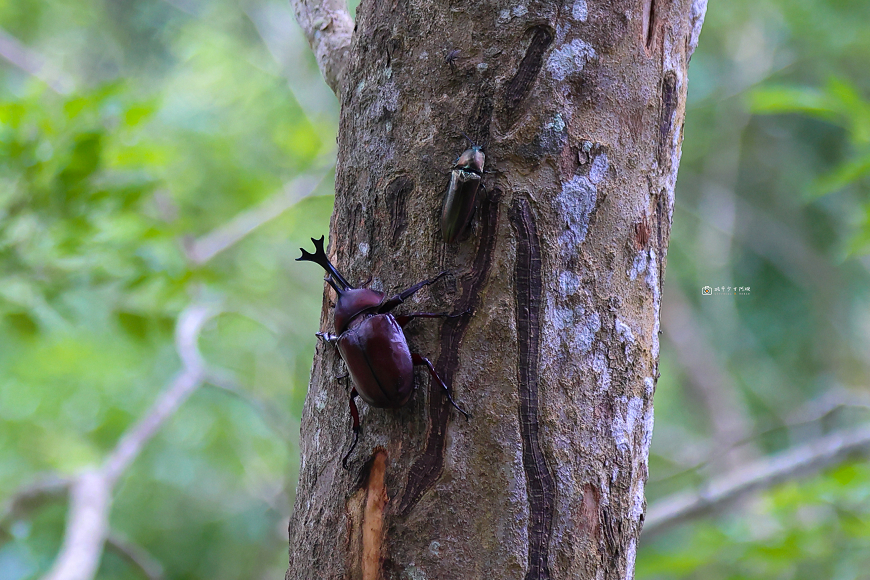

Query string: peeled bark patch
363 450 388 580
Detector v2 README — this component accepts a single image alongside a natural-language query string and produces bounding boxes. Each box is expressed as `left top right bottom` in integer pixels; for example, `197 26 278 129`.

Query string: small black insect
445 49 460 71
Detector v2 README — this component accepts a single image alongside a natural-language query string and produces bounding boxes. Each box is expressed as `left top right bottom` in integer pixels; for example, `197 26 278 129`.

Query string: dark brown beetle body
441 141 486 244
338 313 414 408
297 236 468 468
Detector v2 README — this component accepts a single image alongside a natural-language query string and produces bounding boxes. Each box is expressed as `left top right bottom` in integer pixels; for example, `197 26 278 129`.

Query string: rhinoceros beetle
441 132 486 244
297 236 469 468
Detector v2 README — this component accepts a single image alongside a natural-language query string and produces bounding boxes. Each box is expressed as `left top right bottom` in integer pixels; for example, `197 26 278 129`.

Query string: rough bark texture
288 1 705 578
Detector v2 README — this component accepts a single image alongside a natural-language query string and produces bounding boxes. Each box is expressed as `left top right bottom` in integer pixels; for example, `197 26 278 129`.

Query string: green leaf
749 86 841 125
811 152 870 197
844 204 870 256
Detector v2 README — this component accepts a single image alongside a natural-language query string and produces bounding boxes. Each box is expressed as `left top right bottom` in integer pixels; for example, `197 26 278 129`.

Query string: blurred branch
662 285 755 467
183 172 328 265
652 388 870 483
42 471 111 580
106 532 166 580
643 425 870 539
2 478 165 580
288 0 354 96
0 475 71 538
41 303 217 580
101 304 217 485
0 27 73 93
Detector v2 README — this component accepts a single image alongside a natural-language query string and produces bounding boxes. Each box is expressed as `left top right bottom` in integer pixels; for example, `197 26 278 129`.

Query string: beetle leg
411 353 470 419
378 272 449 314
395 311 465 328
316 332 340 344
342 388 362 469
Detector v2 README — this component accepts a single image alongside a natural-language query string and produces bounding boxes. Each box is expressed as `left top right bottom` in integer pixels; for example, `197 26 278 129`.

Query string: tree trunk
287 1 706 578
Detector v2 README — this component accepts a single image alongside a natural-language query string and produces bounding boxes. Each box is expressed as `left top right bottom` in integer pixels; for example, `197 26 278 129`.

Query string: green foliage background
0 0 868 578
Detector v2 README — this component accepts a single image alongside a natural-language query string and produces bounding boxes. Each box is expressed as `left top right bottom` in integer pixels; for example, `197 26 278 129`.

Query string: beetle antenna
297 236 355 290
459 130 478 148
324 276 341 293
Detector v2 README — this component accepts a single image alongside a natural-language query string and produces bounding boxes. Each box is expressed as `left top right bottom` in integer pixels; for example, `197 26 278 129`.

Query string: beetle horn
296 236 354 291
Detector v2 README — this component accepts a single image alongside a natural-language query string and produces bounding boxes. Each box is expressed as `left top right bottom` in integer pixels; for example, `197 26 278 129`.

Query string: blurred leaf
812 152 870 197
844 204 870 256
752 77 870 254
750 86 841 123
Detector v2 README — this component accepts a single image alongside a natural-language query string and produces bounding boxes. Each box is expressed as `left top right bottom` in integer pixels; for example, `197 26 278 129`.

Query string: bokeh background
0 0 868 578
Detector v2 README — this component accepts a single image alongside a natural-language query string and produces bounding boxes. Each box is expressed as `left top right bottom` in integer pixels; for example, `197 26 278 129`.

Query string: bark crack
643 0 657 51
398 188 502 516
502 26 554 127
387 176 413 245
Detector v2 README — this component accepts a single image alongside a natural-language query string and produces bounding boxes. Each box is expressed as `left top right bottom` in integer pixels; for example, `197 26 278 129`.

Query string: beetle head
454 146 485 174
454 131 486 174
333 287 385 333
297 236 385 333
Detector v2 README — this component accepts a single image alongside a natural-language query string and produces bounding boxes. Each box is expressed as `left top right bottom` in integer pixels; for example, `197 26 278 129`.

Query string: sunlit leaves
640 462 870 580
0 0 335 577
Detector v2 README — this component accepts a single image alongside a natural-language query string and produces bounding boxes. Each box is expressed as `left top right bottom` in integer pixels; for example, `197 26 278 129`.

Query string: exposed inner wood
363 450 389 580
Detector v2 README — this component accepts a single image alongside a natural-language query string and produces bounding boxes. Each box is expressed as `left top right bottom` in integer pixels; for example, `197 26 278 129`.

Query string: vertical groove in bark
502 26 554 127
643 0 658 51
399 188 502 516
657 72 678 166
510 196 555 580
655 190 668 311
387 176 413 244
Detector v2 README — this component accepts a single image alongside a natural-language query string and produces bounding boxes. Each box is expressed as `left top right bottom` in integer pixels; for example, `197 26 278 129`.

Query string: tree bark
287 1 706 578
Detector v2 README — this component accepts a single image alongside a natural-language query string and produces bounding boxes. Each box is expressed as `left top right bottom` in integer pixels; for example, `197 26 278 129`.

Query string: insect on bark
441 133 486 244
297 236 469 468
